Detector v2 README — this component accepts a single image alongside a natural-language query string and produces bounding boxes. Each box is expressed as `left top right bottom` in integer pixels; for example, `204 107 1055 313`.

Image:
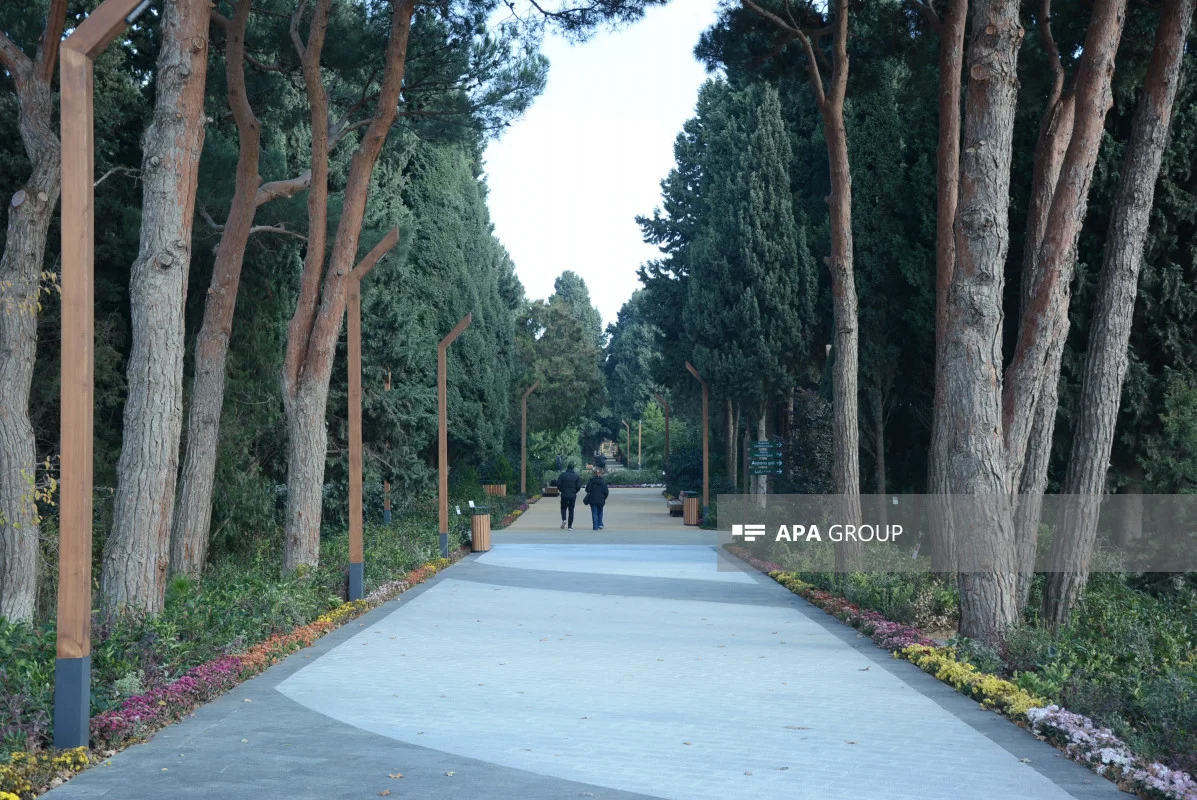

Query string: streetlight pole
438 313 472 557
521 380 539 495
346 229 399 601
685 362 709 517
56 0 153 750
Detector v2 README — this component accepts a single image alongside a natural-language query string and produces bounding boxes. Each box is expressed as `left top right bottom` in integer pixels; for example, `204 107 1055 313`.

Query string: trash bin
682 491 700 526
482 483 506 497
471 506 492 552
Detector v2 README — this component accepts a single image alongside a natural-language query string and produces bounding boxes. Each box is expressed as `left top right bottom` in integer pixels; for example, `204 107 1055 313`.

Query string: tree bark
170 1 309 576
1002 0 1126 490
0 2 65 623
753 411 767 498
1014 2 1074 608
281 0 414 571
743 0 861 565
922 0 967 576
725 397 736 485
103 0 210 614
1044 0 1192 627
944 0 1023 643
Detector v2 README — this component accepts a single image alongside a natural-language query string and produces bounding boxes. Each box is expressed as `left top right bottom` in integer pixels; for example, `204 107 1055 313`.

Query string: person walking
584 468 609 530
556 462 582 530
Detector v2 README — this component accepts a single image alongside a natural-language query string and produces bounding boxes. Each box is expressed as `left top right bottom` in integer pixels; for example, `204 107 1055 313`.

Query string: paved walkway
49 488 1125 799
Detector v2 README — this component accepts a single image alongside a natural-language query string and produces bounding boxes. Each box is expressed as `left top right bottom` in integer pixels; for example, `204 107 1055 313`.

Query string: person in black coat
556 463 583 530
584 469 610 530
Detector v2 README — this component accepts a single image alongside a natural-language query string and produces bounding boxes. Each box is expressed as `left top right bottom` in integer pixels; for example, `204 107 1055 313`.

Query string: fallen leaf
784 726 810 730
858 666 870 671
378 791 391 796
744 771 753 776
775 767 789 771
845 740 857 745
444 771 455 777
683 741 692 746
389 773 404 779
240 739 248 744
161 768 168 772
243 698 252 703
1019 758 1031 764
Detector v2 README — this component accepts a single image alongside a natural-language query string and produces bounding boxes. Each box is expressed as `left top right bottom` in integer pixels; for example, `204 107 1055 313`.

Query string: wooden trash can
471 508 492 552
482 483 506 497
682 491 700 526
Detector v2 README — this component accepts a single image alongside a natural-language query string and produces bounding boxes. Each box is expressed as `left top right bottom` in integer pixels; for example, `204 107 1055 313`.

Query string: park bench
667 498 683 516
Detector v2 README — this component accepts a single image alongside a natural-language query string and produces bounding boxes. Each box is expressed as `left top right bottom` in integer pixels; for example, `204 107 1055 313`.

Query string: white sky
483 1 722 328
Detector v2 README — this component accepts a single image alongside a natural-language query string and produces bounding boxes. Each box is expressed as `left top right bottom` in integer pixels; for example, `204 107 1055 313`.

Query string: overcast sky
483 1 722 328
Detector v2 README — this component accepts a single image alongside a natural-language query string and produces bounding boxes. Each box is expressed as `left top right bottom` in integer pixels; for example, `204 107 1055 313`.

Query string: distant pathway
48 488 1123 799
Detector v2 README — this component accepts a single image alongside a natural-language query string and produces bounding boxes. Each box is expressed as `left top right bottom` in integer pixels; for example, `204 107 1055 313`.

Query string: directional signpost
748 439 784 476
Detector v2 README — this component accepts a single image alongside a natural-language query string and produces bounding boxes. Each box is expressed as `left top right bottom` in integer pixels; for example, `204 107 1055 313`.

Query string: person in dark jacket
584 469 610 530
556 463 583 530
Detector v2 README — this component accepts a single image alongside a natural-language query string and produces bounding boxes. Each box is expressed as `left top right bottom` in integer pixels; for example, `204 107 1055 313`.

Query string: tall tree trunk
1014 3 1074 608
743 0 860 565
0 2 65 623
945 0 1023 643
1115 460 1144 549
1044 0 1192 627
103 0 211 613
725 397 736 485
752 411 767 497
170 1 309 576
871 388 886 496
282 0 414 570
922 0 967 576
1002 0 1126 489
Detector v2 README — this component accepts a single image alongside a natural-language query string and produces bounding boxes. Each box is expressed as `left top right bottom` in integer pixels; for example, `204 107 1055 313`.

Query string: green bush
0 510 454 759
604 469 664 486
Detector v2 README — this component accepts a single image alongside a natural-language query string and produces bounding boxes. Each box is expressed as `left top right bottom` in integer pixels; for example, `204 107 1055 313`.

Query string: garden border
1 545 472 800
724 544 1196 800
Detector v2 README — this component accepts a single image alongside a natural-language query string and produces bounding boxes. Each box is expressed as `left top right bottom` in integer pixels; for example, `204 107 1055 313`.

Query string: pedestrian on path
557 462 582 530
583 469 609 530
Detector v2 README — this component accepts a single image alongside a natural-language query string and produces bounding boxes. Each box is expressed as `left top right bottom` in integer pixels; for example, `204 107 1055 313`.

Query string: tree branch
743 0 829 109
94 166 141 188
35 0 67 83
250 224 307 241
255 170 312 207
0 30 32 82
910 0 942 32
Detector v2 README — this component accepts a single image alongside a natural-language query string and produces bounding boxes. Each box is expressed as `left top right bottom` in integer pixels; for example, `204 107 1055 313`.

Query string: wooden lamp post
438 313 472 557
346 228 399 601
520 380 539 495
637 421 642 469
685 361 709 516
56 0 154 750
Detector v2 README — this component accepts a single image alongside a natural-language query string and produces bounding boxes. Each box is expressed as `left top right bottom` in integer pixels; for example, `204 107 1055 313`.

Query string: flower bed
724 545 1197 800
496 501 529 529
1 548 468 800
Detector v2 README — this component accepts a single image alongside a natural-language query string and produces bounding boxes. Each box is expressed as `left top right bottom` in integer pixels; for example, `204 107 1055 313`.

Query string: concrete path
48 489 1125 799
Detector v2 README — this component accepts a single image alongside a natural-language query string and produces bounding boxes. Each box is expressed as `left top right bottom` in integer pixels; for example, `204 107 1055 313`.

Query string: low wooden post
521 380 539 495
56 0 151 750
685 361 709 517
438 313 472 557
346 229 399 601
638 421 642 469
383 481 391 525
